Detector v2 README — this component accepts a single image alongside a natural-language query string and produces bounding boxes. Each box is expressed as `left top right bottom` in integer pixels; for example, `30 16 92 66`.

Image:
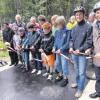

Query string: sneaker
47 74 53 80
54 75 63 83
31 69 37 74
37 70 42 75
60 79 69 87
43 72 49 77
75 90 83 98
71 83 77 88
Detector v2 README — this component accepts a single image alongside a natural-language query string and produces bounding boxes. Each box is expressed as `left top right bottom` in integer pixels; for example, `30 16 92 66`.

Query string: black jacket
27 31 41 51
40 31 54 55
2 27 14 49
70 20 93 52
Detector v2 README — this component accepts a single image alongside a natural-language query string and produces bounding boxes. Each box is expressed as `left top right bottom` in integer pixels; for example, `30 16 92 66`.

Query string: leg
72 54 79 86
78 55 87 91
95 66 100 94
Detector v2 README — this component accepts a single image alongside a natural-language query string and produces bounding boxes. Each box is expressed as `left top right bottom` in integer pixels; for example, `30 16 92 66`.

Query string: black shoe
89 92 100 98
54 75 63 83
60 79 69 87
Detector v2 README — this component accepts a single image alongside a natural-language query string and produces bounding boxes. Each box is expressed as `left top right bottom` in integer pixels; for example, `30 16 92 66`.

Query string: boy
39 22 55 80
27 23 43 75
52 16 70 87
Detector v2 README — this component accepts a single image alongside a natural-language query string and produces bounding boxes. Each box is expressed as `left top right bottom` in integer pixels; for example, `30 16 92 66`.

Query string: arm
60 30 71 52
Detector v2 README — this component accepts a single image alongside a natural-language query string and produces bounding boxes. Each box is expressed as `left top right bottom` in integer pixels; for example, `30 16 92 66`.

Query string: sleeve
60 30 71 52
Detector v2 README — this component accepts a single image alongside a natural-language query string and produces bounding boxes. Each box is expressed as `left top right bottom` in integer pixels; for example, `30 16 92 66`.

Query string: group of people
1 2 100 98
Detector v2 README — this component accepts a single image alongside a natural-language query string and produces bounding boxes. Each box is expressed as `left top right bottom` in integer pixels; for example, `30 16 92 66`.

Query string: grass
0 40 9 58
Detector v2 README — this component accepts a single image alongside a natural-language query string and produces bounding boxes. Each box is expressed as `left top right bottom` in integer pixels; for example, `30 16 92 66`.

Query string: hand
85 49 91 55
30 46 34 50
56 49 61 54
39 49 44 53
69 48 74 53
52 48 55 53
73 49 80 55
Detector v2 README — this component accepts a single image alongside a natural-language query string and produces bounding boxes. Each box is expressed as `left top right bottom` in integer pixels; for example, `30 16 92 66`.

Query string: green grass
0 41 9 57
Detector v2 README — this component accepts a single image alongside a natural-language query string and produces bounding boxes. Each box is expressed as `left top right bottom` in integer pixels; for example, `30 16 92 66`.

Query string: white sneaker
71 83 77 88
75 90 83 98
31 69 37 74
37 70 42 75
43 72 49 77
47 75 53 80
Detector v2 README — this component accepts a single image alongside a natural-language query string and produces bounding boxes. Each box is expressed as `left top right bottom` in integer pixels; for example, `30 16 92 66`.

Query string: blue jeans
22 51 29 66
72 54 87 91
55 53 69 78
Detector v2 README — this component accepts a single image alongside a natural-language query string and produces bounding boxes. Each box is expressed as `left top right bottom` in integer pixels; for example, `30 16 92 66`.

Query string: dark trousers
9 51 18 65
95 66 100 94
31 51 42 70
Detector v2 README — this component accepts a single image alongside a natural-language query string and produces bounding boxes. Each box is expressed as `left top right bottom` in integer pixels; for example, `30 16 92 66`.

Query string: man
2 23 15 66
69 6 93 98
13 14 25 28
89 2 100 98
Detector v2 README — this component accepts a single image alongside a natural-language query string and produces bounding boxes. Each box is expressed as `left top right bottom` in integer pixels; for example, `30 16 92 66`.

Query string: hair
55 16 66 26
51 15 58 21
27 22 35 29
42 22 51 30
15 14 21 19
38 15 46 22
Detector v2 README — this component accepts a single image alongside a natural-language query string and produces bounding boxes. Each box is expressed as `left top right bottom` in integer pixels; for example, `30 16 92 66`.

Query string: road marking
79 75 100 100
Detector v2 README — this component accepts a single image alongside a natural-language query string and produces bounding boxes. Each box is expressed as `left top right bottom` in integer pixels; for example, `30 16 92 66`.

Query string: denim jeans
31 51 43 70
22 51 29 66
55 53 69 78
72 54 87 91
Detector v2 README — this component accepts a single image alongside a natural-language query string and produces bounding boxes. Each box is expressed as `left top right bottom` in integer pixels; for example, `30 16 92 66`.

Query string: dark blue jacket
70 20 93 52
53 26 71 53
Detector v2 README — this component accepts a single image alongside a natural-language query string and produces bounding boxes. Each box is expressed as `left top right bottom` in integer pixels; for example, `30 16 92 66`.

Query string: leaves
0 0 99 24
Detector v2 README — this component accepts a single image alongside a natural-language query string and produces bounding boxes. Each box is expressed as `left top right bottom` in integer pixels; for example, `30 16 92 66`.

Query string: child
27 23 43 75
51 15 58 36
52 16 71 87
39 22 55 80
18 27 30 72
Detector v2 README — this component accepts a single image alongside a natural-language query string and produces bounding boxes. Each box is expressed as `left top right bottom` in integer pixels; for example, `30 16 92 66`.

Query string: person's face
88 15 95 23
95 9 100 21
28 28 34 33
43 28 50 34
75 11 84 22
16 17 21 22
39 21 45 26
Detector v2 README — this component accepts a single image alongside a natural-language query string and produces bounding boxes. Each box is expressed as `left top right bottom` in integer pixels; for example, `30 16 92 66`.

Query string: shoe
43 72 49 77
60 79 69 87
31 69 37 74
54 75 63 83
47 75 53 80
71 83 77 88
9 64 14 66
37 70 42 75
75 90 83 98
89 92 100 98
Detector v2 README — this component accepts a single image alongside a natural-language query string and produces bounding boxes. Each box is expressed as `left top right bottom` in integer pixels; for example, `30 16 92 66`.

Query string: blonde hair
15 14 21 20
55 16 66 26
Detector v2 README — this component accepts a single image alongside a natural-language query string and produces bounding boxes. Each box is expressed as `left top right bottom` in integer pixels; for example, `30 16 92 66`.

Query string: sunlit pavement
0 63 99 100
